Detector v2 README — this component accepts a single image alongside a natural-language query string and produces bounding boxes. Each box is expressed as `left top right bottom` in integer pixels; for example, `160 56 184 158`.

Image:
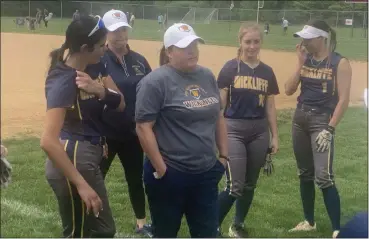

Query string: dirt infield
1 32 367 139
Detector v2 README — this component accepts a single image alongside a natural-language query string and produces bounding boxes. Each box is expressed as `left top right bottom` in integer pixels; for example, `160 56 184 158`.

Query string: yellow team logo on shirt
185 85 205 100
183 85 219 109
133 65 144 75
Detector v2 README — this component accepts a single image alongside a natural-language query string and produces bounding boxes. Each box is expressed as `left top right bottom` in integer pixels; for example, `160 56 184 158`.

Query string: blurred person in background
72 9 80 21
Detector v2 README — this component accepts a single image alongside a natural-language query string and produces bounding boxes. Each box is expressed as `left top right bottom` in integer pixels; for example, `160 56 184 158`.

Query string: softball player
135 23 229 238
40 15 125 238
216 22 280 238
98 10 153 237
35 8 42 27
285 19 352 238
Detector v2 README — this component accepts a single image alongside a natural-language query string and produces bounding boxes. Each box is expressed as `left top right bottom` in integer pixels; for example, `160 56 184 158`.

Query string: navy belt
297 103 332 114
60 131 106 146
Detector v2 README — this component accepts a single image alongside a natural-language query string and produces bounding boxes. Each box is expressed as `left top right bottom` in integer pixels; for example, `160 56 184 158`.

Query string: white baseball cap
164 23 204 49
102 9 131 32
294 25 329 39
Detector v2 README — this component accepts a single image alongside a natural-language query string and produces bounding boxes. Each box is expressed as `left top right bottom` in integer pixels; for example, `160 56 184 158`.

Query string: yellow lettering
79 90 95 100
300 66 333 80
233 76 269 93
183 97 219 109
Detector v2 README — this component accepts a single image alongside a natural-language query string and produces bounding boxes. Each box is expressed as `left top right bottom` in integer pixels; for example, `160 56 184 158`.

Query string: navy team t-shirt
45 62 108 137
217 59 280 119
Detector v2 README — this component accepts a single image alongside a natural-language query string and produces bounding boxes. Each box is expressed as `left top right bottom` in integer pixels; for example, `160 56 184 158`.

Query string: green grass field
1 108 368 238
1 17 368 61
1 14 368 238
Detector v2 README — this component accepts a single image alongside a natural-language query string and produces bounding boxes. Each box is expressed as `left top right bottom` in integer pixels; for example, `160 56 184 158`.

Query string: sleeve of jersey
217 63 234 89
135 75 164 123
46 73 77 110
268 70 280 96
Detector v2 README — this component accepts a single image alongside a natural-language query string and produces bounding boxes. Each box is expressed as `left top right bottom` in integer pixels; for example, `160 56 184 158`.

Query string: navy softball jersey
217 59 280 119
297 52 343 111
100 45 152 140
45 62 108 137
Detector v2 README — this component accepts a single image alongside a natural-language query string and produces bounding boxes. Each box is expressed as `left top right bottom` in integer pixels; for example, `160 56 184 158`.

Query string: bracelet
219 155 230 162
99 88 121 109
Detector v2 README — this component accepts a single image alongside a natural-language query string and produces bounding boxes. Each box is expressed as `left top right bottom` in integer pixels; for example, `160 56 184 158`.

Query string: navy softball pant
45 139 116 238
144 158 225 238
292 105 335 188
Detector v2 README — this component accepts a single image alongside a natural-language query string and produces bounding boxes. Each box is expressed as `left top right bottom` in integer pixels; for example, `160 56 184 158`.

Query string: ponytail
236 47 242 74
329 27 337 52
159 45 169 66
48 43 67 73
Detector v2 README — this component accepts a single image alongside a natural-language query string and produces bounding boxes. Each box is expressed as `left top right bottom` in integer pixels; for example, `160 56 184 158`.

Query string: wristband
327 125 335 134
99 88 121 109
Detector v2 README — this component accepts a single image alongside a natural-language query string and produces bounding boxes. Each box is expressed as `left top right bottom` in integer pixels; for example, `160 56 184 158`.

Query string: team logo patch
185 85 206 100
133 65 144 75
112 12 122 19
178 24 191 32
183 85 218 109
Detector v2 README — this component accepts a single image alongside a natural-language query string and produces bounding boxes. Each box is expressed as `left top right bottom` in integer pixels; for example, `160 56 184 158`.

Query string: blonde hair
236 22 263 73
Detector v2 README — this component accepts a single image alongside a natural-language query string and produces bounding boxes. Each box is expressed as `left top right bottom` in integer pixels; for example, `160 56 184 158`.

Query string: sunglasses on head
88 15 105 37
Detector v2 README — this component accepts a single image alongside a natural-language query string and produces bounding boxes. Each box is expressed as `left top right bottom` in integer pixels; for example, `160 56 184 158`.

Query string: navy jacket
101 45 152 141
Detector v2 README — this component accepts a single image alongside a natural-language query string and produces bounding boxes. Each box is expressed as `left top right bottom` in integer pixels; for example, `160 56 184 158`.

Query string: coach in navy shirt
99 10 153 237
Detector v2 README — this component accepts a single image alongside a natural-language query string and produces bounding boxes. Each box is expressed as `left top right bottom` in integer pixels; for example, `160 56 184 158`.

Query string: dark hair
159 46 170 66
48 16 107 73
307 19 337 52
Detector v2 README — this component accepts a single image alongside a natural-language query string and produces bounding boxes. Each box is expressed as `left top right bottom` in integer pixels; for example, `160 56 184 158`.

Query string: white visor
294 25 329 39
164 23 205 49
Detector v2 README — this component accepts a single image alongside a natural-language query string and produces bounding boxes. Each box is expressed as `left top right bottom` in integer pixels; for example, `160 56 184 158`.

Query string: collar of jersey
106 44 131 63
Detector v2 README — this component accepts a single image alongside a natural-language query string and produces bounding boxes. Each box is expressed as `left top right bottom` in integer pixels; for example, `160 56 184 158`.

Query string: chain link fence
1 1 367 38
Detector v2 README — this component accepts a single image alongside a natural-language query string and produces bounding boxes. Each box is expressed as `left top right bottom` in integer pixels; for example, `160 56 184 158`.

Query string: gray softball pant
45 139 116 238
224 118 270 198
292 105 335 189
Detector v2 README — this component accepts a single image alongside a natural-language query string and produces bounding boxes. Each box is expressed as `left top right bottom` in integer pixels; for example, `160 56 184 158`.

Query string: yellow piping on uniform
81 201 85 238
64 140 76 238
76 94 82 120
227 161 233 195
73 141 85 238
327 115 334 186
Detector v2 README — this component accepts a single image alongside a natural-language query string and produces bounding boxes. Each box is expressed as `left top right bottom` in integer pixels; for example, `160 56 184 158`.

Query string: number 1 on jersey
259 94 265 107
322 82 327 93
